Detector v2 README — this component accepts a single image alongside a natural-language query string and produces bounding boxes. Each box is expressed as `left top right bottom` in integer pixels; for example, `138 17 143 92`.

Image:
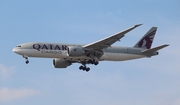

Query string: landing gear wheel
88 59 93 64
25 60 29 64
88 59 98 65
86 67 90 72
82 67 86 71
94 61 99 65
79 66 83 70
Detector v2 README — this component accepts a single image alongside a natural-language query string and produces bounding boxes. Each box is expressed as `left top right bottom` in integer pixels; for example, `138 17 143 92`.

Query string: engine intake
67 46 85 56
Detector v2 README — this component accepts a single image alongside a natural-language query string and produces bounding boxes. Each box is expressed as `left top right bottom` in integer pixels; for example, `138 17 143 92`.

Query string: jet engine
53 59 71 68
67 46 85 56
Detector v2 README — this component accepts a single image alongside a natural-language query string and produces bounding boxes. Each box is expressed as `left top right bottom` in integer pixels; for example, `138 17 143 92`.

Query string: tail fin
134 27 157 49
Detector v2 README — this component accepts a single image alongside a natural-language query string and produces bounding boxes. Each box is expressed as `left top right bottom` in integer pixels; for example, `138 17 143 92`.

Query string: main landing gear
87 59 99 65
79 65 90 72
23 55 29 64
79 59 99 72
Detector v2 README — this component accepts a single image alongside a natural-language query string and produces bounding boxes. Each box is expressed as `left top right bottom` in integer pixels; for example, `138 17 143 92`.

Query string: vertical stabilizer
134 27 157 49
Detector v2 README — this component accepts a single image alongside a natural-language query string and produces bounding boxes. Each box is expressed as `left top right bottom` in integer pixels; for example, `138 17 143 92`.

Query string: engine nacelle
53 59 71 68
67 46 85 57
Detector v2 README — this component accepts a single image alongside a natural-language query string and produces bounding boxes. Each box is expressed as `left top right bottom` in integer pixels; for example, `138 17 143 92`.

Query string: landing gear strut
23 55 29 64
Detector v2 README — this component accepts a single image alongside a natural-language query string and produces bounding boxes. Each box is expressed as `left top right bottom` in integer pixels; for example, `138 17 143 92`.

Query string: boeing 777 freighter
13 24 169 72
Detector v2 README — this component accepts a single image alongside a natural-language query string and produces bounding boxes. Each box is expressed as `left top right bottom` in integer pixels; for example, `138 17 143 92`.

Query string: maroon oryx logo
138 30 156 49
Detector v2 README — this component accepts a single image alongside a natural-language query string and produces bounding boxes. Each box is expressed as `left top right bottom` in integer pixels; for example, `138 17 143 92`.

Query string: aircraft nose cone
13 47 22 55
13 48 18 53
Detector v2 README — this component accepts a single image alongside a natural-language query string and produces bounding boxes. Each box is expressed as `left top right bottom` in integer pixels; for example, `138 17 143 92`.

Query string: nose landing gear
23 55 29 64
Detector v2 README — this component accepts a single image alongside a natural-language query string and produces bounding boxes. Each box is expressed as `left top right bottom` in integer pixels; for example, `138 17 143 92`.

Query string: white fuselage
13 42 147 62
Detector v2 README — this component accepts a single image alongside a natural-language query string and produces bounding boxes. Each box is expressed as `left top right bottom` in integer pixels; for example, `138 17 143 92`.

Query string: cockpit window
16 45 21 47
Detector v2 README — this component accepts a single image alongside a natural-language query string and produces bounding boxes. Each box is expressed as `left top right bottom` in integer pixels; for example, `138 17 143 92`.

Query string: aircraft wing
83 24 142 50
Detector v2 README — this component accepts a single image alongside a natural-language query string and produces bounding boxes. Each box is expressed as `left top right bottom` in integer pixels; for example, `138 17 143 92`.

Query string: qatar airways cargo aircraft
13 24 169 72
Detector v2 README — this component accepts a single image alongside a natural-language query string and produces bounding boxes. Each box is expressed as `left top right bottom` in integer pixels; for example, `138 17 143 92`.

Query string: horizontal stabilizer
141 44 169 54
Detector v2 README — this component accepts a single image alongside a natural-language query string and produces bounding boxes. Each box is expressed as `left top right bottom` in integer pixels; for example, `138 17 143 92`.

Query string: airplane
12 24 169 72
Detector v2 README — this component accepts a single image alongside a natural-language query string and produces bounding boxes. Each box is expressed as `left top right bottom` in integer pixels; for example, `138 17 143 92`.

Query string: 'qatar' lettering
33 44 67 51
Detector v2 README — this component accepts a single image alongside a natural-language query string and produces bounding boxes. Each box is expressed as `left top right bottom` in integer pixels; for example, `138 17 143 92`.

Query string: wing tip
164 44 170 47
135 24 143 27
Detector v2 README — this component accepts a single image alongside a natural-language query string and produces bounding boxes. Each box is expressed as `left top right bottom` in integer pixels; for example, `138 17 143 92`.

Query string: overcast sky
0 0 180 105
